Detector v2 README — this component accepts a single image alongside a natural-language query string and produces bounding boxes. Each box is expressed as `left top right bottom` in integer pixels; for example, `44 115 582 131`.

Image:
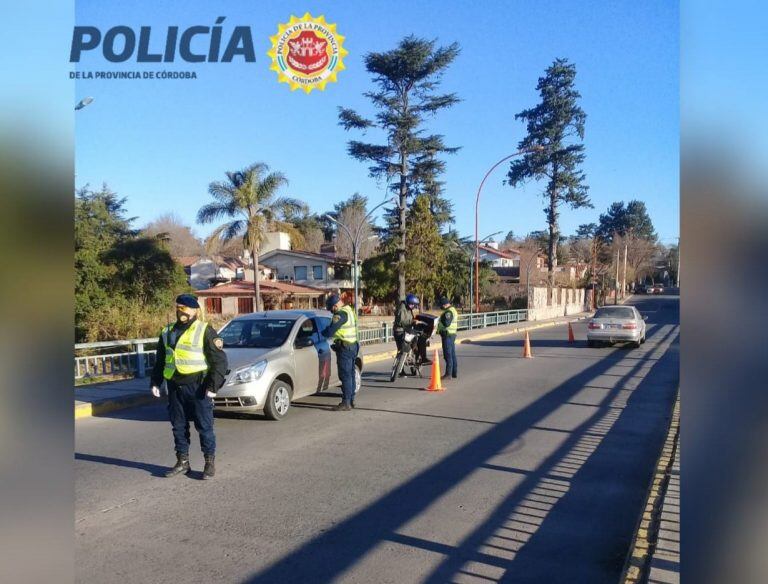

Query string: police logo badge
268 13 347 94
214 337 224 349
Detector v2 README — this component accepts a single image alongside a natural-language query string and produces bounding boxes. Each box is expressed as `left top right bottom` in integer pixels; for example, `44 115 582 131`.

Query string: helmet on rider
405 294 419 309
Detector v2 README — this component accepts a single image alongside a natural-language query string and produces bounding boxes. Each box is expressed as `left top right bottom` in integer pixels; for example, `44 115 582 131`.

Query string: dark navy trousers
441 334 457 378
167 379 216 455
337 342 359 404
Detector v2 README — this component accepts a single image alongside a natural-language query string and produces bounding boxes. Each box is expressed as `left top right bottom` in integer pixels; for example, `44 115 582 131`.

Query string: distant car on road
587 305 647 348
212 310 363 420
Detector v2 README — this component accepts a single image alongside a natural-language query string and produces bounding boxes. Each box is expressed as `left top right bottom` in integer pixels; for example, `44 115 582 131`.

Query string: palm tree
198 163 306 311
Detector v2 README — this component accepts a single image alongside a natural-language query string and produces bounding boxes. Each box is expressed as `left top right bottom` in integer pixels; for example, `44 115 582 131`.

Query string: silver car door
292 317 320 398
312 316 334 392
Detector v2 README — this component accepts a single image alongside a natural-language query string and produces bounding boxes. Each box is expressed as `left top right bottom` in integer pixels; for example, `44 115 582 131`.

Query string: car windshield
218 319 295 348
594 307 635 319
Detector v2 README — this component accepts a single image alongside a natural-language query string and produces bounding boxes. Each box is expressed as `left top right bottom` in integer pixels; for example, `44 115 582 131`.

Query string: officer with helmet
437 296 459 379
321 294 360 411
150 294 228 479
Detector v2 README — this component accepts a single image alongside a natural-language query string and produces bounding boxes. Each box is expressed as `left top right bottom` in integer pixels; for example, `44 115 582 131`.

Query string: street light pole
325 197 394 314
470 231 502 313
474 147 542 311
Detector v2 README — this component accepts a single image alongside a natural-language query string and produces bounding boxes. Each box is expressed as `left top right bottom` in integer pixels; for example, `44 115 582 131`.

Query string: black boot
351 399 356 409
332 402 352 411
165 452 190 477
202 454 215 480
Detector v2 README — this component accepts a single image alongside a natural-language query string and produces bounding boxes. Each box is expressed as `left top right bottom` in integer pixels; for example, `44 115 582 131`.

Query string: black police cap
176 294 200 309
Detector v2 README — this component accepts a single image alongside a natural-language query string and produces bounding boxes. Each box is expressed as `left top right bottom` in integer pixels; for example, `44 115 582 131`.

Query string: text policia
69 17 256 63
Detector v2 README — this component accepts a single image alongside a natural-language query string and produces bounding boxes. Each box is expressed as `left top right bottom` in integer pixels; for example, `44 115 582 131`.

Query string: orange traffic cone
522 331 533 359
424 349 444 391
568 322 575 343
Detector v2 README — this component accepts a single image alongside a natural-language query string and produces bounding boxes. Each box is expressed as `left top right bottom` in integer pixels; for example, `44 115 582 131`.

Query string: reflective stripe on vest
162 320 209 379
332 305 358 344
438 306 458 335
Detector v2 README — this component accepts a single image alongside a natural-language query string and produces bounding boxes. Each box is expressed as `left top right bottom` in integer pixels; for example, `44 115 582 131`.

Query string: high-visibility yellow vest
438 306 458 335
161 320 209 379
332 305 358 344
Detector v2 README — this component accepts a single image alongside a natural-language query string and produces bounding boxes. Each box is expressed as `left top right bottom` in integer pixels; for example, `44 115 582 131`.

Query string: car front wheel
264 379 292 421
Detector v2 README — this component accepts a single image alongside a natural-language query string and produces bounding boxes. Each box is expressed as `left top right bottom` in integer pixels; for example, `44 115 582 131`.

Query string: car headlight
228 360 268 385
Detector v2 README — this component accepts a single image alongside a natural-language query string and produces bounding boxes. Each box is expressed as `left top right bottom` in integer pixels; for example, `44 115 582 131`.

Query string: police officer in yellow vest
150 294 228 479
321 294 359 411
437 297 459 380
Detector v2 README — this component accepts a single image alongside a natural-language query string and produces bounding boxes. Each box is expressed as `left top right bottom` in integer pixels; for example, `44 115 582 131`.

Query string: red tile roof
175 256 201 268
196 280 325 297
478 245 519 260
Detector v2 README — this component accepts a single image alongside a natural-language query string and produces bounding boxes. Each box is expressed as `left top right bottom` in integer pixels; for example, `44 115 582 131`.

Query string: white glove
206 391 216 398
151 386 161 398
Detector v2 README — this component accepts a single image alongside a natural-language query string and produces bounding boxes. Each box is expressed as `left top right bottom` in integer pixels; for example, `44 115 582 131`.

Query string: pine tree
507 58 592 291
338 36 461 300
405 195 447 308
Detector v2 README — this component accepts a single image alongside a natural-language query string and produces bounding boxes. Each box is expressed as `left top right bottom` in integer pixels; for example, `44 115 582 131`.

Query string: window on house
237 297 254 314
294 266 308 280
312 265 324 281
205 297 222 314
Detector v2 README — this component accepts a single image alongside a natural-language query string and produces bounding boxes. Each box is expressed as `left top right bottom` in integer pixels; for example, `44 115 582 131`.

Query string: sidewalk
621 395 680 584
75 311 592 420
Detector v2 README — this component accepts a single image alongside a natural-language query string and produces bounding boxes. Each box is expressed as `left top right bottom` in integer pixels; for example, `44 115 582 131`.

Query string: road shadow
241 316 679 583
75 452 169 478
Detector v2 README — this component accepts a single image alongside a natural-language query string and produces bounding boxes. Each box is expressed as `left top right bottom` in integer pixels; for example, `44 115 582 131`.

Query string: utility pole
615 247 620 305
676 239 681 288
622 239 628 298
591 238 598 310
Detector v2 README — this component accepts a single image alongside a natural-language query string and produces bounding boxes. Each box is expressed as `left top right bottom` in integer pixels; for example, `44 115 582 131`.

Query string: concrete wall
527 286 590 320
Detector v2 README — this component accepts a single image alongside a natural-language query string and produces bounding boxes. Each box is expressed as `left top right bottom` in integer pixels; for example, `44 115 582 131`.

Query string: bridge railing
74 309 528 381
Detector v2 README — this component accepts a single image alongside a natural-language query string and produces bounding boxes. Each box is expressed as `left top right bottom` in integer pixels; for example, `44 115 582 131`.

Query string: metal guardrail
75 338 158 381
74 309 528 380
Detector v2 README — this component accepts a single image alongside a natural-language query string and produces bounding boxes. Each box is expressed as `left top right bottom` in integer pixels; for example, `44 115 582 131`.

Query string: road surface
75 294 679 583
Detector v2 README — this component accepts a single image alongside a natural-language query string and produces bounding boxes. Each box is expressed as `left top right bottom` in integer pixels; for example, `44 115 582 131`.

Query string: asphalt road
75 294 679 584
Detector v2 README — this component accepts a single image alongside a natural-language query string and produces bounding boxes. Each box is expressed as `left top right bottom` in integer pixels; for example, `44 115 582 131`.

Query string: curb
75 394 156 420
620 392 680 583
361 314 590 365
76 313 591 420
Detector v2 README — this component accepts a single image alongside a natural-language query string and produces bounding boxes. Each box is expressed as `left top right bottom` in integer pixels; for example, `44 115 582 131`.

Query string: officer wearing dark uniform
437 297 458 379
321 294 359 411
150 294 228 479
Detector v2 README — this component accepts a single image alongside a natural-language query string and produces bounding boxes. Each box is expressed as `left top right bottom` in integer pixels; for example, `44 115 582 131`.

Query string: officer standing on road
321 294 360 411
150 294 228 479
437 297 458 380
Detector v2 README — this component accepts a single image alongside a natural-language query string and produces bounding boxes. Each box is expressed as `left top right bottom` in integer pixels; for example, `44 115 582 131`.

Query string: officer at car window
150 294 228 479
437 296 458 380
321 294 359 411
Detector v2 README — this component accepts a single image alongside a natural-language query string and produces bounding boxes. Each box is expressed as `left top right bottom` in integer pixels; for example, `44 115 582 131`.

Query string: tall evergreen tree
338 36 461 300
596 199 657 243
507 58 591 290
405 195 447 308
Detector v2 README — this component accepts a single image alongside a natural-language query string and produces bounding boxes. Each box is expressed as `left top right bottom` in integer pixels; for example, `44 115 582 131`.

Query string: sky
74 0 679 246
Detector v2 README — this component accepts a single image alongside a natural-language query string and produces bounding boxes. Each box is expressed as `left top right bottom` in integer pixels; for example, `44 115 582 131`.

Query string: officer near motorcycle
437 296 458 379
150 294 228 479
393 293 431 365
321 294 359 411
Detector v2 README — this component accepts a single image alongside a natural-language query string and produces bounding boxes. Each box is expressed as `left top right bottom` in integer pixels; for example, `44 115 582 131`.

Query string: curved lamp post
474 146 543 311
325 197 395 314
470 231 502 313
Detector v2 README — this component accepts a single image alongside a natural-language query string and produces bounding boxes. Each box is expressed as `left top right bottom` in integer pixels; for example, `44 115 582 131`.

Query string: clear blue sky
74 0 679 245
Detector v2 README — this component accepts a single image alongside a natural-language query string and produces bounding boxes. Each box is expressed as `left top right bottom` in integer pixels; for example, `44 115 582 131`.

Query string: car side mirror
643 315 648 321
295 336 314 349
